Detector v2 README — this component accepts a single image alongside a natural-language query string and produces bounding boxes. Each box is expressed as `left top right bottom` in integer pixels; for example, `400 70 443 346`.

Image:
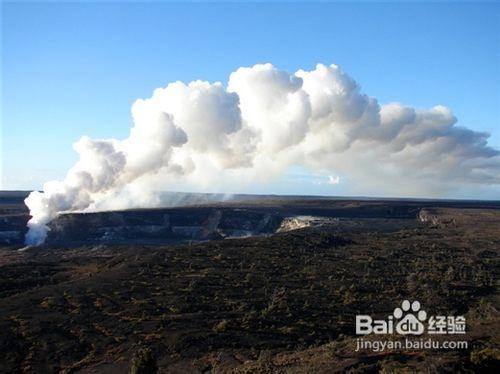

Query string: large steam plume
24 63 500 245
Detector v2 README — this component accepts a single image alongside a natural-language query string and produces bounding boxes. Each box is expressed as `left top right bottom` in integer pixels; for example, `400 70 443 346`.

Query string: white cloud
24 62 500 245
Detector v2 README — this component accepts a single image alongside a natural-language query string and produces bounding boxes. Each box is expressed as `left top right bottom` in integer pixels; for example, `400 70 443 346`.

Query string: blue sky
2 1 499 197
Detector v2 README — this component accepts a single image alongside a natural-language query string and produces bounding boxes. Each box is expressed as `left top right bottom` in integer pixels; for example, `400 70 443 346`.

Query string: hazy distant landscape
1 192 498 372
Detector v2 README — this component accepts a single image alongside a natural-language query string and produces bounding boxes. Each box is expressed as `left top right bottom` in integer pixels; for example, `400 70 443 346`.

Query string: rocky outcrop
45 207 284 244
0 215 29 245
276 216 339 233
418 208 457 227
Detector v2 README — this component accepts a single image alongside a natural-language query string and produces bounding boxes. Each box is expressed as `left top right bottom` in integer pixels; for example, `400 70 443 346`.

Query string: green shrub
213 319 228 333
470 347 500 369
130 347 157 374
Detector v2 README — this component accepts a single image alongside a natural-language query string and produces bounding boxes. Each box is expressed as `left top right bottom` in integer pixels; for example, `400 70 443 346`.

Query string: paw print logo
394 300 427 335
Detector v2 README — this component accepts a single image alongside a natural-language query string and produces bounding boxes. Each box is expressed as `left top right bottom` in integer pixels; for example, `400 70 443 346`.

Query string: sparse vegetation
0 201 498 372
130 347 157 374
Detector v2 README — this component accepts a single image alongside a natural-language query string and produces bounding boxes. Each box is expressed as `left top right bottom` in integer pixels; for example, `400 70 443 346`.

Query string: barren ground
0 195 499 373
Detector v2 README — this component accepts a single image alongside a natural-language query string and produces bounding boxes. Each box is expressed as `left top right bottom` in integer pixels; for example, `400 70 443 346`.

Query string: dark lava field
0 192 499 373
